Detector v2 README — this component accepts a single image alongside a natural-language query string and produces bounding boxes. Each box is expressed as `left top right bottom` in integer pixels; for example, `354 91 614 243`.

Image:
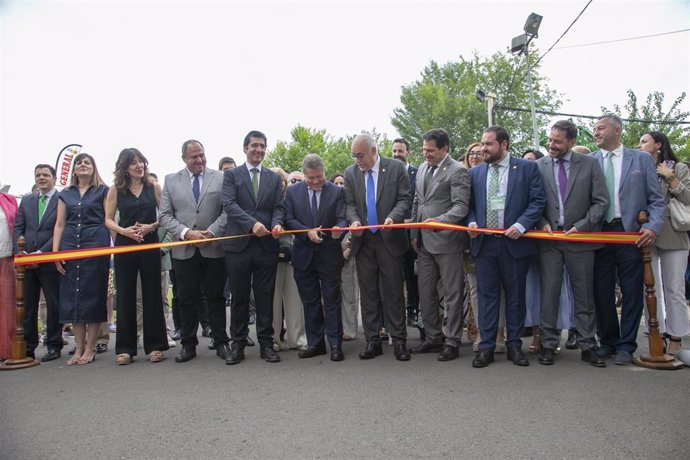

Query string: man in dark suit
344 133 411 361
13 164 62 361
467 125 546 368
160 139 229 363
285 154 347 361
590 114 665 365
222 130 284 365
392 138 420 327
409 129 471 361
535 120 609 367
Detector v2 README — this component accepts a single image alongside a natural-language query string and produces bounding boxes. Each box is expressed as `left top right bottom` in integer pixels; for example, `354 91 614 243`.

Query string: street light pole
523 45 540 150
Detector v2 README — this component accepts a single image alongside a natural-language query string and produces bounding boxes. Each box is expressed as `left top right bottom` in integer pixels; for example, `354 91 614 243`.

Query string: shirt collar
244 162 262 173
43 188 57 199
602 144 624 157
186 167 204 178
553 151 572 163
494 152 510 168
370 155 381 174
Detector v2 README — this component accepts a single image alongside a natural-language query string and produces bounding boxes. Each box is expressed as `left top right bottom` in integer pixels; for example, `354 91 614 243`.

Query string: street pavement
1 326 688 459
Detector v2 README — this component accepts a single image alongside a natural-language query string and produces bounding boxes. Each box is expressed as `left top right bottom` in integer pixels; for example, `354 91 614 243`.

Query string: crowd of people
1 114 688 369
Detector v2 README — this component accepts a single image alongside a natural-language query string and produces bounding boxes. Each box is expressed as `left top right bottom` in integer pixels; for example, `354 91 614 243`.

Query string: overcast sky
1 0 689 194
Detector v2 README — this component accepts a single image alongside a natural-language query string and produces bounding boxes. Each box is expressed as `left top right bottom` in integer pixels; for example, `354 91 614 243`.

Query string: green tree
599 90 690 160
266 126 394 177
391 49 562 162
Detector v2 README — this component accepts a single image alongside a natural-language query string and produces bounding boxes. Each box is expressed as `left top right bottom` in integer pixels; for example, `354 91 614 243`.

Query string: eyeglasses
468 151 483 157
290 178 303 184
350 152 366 160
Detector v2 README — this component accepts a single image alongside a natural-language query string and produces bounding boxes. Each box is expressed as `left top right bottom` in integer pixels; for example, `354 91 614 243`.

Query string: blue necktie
192 174 200 204
310 190 318 227
366 170 378 233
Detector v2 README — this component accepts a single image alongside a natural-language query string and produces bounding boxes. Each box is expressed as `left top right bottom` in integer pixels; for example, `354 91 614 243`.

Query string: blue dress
58 185 110 323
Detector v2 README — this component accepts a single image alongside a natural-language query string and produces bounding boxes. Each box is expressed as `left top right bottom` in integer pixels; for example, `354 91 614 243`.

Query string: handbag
669 196 690 232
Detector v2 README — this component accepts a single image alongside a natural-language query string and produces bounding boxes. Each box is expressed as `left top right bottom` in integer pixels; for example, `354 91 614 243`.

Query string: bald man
344 133 412 361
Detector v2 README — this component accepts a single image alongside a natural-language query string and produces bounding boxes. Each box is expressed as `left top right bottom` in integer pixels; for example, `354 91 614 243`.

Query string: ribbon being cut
13 221 640 267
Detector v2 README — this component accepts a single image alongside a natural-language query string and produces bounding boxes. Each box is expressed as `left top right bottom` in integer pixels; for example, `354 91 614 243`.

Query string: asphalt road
1 327 688 459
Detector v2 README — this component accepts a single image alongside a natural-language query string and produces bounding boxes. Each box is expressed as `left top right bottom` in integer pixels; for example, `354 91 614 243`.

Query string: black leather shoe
330 348 344 362
538 347 555 365
437 344 459 361
208 339 216 350
216 342 230 359
410 341 444 354
581 349 607 368
298 345 327 358
595 344 615 358
565 329 579 349
247 336 255 347
260 347 281 363
394 343 411 361
41 349 61 362
225 348 245 365
359 342 383 359
201 326 212 338
472 349 495 368
507 346 529 366
175 347 197 363
170 329 181 341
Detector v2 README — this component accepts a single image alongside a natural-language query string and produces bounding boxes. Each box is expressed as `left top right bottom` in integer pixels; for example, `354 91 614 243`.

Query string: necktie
557 159 568 201
486 164 500 228
423 165 437 195
251 168 259 200
192 174 200 204
310 190 318 227
604 152 616 222
38 194 47 224
366 170 379 233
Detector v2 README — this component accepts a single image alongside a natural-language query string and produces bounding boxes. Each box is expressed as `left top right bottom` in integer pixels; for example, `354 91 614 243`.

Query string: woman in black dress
53 153 110 365
105 148 168 365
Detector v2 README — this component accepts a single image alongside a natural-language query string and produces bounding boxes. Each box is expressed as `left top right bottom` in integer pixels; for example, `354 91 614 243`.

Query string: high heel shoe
77 353 95 365
529 328 541 354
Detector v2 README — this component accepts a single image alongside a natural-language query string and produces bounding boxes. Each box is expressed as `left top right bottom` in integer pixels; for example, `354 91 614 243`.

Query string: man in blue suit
222 130 285 365
13 164 62 361
285 154 347 361
467 126 546 368
590 114 664 365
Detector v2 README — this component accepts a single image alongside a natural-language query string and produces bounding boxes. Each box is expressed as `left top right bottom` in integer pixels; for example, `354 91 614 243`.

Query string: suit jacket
403 164 417 219
344 156 410 258
285 180 347 271
13 192 59 271
468 156 546 259
410 155 470 254
159 167 227 260
656 162 690 250
590 147 665 234
537 151 608 252
221 164 284 253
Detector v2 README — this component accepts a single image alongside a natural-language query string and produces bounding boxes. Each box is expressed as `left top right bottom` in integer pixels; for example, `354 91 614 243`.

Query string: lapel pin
443 167 447 171
512 165 517 170
382 168 386 172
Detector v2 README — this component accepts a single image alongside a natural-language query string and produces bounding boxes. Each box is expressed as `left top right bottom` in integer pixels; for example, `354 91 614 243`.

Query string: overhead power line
494 105 690 125
554 28 690 50
532 0 593 68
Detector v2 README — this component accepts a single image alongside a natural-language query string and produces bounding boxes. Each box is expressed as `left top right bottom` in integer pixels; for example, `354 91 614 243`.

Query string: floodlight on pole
475 89 497 126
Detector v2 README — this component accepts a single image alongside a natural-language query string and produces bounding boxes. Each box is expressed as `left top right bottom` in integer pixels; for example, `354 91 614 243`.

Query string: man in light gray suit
159 139 229 363
409 129 470 361
591 115 665 365
535 120 609 367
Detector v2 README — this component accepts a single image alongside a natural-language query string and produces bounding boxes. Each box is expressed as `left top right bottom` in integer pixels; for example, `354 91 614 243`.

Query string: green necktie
251 168 259 199
486 164 500 228
604 152 616 222
38 194 47 224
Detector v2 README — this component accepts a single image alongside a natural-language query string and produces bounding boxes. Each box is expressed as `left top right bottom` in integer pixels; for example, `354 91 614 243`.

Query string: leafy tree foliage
599 90 689 160
391 49 562 163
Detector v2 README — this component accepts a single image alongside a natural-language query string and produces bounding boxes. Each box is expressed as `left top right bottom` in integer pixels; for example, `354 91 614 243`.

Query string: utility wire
553 28 690 50
531 0 594 68
494 105 690 125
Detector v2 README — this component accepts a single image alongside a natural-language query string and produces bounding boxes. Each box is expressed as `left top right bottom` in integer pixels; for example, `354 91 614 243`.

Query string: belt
604 218 622 225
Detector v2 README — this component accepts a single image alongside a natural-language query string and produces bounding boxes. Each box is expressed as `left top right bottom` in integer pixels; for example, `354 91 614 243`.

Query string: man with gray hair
284 154 347 361
344 133 412 361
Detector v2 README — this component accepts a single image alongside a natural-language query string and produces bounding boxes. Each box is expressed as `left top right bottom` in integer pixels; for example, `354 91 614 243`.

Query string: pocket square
630 169 642 176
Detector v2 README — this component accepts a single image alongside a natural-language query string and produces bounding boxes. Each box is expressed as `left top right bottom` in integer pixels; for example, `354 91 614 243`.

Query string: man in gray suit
159 139 229 363
409 129 470 361
535 120 609 367
591 115 665 365
344 133 411 361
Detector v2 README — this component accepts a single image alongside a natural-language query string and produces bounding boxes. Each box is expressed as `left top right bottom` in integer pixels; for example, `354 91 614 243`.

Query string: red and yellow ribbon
13 222 639 267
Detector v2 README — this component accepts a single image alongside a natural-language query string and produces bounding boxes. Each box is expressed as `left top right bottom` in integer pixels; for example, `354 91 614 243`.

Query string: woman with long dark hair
53 153 110 365
638 131 690 355
105 148 168 365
